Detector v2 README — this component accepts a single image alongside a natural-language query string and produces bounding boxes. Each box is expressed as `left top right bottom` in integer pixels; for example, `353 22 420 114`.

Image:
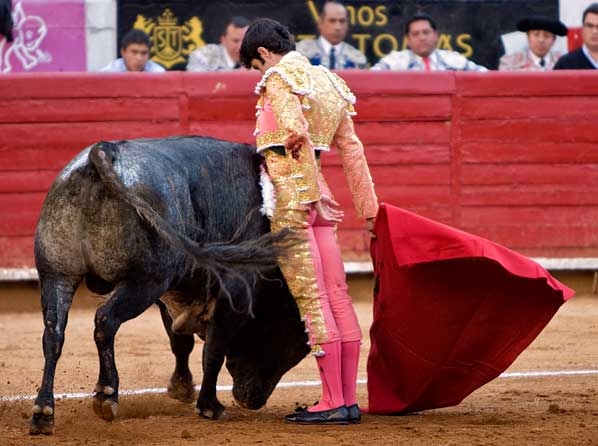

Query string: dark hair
583 3 598 23
239 18 295 68
320 1 346 17
405 13 437 35
121 29 151 50
223 16 250 35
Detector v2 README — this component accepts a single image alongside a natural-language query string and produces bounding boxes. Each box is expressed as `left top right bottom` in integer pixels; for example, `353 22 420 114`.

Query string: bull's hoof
196 401 226 420
29 410 55 436
167 376 196 403
92 394 118 421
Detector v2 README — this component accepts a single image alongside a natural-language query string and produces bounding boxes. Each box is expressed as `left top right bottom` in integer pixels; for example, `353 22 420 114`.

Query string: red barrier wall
1 71 597 268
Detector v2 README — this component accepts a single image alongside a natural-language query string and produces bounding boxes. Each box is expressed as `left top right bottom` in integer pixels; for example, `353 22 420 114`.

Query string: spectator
499 16 567 71
101 29 165 72
371 13 487 71
187 16 249 71
296 1 366 69
554 3 598 70
0 0 13 42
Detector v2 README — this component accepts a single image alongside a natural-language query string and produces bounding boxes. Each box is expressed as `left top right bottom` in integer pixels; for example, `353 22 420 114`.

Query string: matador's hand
314 195 344 223
366 218 376 239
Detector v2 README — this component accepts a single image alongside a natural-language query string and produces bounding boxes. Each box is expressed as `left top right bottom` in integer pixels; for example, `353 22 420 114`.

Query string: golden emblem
133 8 205 69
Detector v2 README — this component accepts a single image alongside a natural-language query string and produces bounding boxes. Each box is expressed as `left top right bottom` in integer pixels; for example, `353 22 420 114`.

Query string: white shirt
223 47 236 69
582 45 598 69
371 49 487 72
528 49 549 70
318 36 342 59
100 58 165 73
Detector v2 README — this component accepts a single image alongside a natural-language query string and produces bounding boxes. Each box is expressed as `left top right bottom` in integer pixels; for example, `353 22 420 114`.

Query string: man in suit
296 1 366 69
554 3 598 70
371 13 487 71
187 16 250 71
499 16 567 71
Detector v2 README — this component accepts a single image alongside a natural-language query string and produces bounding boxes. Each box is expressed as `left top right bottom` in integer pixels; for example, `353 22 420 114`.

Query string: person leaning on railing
101 29 165 73
371 13 487 72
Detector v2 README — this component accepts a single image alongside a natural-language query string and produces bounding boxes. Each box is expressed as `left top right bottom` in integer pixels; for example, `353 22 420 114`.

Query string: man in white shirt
499 16 567 71
101 29 165 73
371 13 487 72
187 16 249 71
296 1 366 69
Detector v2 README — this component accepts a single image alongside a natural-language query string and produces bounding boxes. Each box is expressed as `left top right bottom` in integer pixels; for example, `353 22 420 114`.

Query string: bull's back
117 136 264 240
162 138 264 241
34 136 263 281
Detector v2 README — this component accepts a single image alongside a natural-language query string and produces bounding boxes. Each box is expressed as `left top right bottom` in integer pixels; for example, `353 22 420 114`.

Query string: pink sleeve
332 113 379 219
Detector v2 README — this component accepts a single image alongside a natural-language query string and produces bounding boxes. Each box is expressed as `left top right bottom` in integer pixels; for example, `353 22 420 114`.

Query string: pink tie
423 56 431 71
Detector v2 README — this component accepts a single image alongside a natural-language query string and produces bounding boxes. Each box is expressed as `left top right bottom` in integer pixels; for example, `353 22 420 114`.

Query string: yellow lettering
401 37 409 50
375 6 388 26
456 34 473 58
351 33 371 54
307 0 319 23
346 5 356 26
436 34 453 51
296 34 316 42
373 33 398 58
357 6 375 26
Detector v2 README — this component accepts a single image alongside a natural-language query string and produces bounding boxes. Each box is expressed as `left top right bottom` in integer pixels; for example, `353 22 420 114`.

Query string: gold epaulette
254 61 314 97
315 65 357 115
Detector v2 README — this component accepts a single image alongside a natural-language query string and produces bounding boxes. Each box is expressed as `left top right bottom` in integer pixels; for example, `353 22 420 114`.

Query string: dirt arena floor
1 280 597 446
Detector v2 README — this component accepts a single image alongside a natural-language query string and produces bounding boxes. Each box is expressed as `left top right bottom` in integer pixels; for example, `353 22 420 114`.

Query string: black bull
29 136 310 435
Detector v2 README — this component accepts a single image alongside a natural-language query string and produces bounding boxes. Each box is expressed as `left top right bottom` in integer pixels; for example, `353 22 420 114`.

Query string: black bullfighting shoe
346 404 361 424
284 405 350 425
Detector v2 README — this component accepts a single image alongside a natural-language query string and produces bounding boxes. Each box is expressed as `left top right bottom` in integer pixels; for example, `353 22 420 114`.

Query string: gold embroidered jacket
254 51 378 219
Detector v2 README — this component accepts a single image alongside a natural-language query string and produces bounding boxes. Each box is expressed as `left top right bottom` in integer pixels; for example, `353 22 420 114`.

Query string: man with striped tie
371 13 487 72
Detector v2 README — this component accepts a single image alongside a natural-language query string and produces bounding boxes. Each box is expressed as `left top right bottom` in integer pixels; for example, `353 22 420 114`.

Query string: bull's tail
88 142 292 312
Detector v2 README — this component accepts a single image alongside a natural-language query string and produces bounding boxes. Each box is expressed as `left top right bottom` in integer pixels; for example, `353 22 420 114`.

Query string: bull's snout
231 376 274 410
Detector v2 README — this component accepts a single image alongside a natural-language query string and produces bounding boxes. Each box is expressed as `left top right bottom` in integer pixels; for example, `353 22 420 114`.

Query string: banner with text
118 0 560 70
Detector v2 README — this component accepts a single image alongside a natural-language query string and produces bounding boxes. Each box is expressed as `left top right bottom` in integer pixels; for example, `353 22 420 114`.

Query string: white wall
85 0 116 71
560 0 596 26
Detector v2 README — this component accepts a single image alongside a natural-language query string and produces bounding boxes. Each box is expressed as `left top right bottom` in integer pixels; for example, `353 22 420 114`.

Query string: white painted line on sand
2 369 597 403
4 256 598 280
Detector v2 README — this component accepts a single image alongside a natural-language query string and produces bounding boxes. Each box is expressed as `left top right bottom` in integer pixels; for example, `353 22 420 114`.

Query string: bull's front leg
92 279 169 421
197 322 228 420
30 274 81 435
156 300 196 403
196 297 246 420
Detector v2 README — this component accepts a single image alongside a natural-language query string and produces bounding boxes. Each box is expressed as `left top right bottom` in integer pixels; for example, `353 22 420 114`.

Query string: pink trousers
304 206 362 344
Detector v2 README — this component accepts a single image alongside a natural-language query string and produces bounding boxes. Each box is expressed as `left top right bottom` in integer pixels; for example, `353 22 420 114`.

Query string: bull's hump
114 158 143 187
58 147 91 180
